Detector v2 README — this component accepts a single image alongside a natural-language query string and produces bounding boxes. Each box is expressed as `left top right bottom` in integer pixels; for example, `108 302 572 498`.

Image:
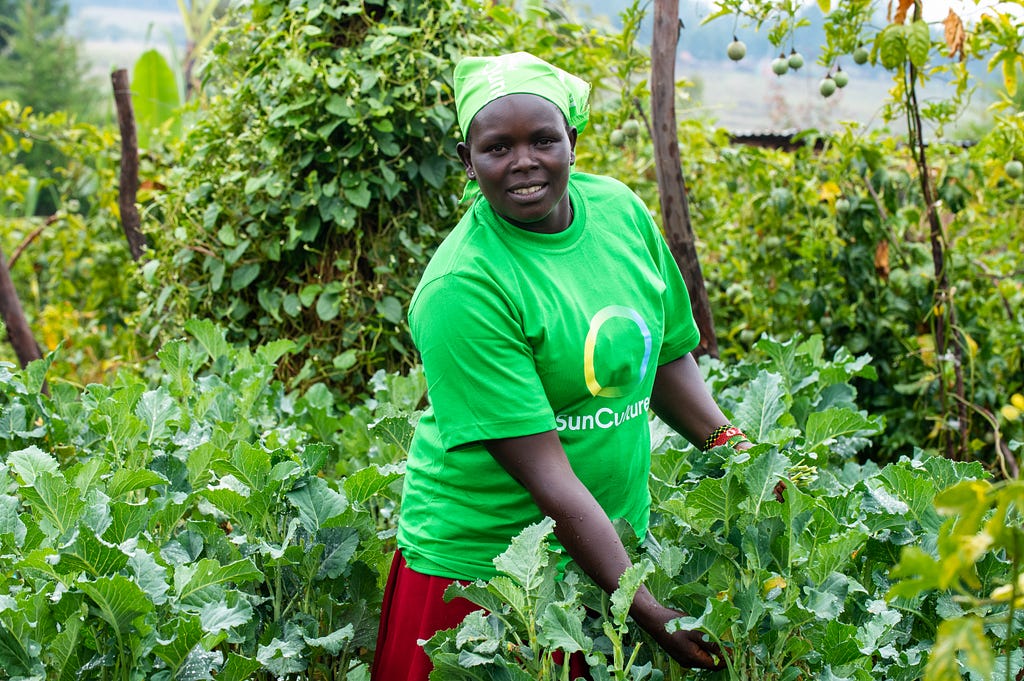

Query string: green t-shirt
397 172 700 580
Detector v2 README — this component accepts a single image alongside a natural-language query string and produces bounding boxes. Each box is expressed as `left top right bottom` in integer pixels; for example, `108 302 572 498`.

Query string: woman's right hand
635 603 727 671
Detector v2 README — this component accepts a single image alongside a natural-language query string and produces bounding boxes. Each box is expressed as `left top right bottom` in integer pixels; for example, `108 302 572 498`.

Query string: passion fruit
788 50 804 70
853 46 869 65
833 68 849 88
771 55 789 76
1005 160 1023 179
727 37 747 61
819 77 837 98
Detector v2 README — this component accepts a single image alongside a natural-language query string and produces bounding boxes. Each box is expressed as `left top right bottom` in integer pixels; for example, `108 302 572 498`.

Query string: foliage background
2 0 1024 678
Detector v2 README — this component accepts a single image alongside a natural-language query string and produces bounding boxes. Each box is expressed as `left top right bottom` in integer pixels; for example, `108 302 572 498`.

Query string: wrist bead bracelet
702 425 746 451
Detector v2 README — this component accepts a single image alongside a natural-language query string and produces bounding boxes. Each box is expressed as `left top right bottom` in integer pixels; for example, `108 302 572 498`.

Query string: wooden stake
111 68 146 260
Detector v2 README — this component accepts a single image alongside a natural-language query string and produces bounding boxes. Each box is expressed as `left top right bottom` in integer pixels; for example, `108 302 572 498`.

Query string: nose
509 144 538 172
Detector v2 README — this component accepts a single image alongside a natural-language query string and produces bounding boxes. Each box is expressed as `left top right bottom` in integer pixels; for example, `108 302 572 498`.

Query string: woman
372 52 747 680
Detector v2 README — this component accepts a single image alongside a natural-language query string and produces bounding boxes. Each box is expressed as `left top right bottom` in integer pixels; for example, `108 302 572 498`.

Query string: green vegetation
2 0 1024 679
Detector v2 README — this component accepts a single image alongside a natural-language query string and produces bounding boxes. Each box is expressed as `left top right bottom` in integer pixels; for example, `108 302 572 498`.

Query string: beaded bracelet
702 425 747 451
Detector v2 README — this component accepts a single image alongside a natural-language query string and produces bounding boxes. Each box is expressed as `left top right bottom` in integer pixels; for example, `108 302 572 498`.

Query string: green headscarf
453 52 592 203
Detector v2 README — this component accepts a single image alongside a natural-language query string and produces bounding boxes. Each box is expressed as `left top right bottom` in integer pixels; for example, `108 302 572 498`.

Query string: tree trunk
111 68 146 260
651 0 719 358
0 244 43 368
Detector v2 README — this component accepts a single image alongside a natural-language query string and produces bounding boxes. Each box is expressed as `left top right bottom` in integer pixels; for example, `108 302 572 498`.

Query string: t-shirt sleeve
632 198 701 364
409 273 556 451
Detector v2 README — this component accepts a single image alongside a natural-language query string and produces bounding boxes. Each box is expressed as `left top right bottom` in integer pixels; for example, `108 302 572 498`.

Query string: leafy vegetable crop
0 321 417 680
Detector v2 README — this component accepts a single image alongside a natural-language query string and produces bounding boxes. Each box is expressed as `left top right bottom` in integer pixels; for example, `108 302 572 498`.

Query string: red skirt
371 550 591 680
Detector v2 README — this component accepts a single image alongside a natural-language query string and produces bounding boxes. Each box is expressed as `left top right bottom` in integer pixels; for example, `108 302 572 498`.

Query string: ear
567 127 578 165
456 142 474 177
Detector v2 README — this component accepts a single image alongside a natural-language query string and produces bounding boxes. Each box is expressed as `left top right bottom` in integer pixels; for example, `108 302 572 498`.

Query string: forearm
485 431 725 669
485 435 670 632
651 353 733 448
527 472 670 629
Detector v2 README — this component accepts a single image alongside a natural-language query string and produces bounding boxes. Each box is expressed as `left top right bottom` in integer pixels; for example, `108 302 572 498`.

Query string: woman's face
457 94 578 234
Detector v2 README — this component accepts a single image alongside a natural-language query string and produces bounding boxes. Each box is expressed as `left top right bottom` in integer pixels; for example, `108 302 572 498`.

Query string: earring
467 169 476 178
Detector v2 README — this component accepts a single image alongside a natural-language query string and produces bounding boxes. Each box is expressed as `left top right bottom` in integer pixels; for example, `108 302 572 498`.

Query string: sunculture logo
556 306 653 433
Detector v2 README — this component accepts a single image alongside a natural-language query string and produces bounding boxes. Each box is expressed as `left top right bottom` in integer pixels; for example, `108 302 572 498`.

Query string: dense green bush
644 123 1024 467
141 0 496 399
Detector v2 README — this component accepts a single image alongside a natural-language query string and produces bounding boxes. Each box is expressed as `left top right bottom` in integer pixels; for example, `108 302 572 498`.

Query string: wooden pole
651 0 719 358
111 68 146 260
0 243 43 368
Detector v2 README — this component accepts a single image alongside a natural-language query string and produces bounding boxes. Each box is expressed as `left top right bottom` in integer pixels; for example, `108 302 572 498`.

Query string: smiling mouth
509 184 546 197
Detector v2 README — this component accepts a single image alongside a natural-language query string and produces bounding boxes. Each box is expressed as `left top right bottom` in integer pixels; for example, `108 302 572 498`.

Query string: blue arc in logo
583 305 652 398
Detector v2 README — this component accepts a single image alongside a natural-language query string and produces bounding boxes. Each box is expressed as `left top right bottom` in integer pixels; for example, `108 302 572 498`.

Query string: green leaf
286 477 348 532
804 408 881 452
135 387 181 445
176 558 263 606
177 646 223 681
49 610 84 681
888 545 941 599
128 547 170 605
370 416 417 456
0 619 37 677
343 463 404 504
376 295 404 324
58 527 129 577
675 474 744 532
925 616 993 681
419 155 448 189
493 517 556 594
316 289 341 321
318 527 360 579
666 596 740 642
611 560 654 625
79 574 154 634
230 263 260 291
153 615 204 671
199 593 254 634
215 653 262 681
7 445 59 485
333 349 358 370
24 353 55 394
799 572 854 620
0 495 27 547
344 181 372 208
733 371 788 441
907 20 931 68
19 470 83 539
303 624 354 655
184 319 232 361
740 447 790 517
257 338 296 365
537 602 591 654
131 49 181 147
257 636 307 676
877 24 908 70
107 469 167 498
157 339 199 398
